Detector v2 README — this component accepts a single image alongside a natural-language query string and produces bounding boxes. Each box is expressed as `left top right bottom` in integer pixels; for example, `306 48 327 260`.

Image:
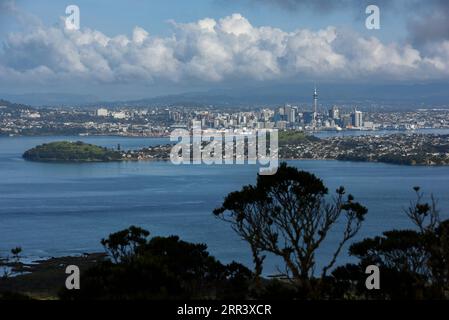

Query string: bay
0 135 448 275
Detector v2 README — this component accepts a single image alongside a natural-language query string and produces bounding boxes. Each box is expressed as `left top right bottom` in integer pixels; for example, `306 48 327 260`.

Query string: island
22 141 122 162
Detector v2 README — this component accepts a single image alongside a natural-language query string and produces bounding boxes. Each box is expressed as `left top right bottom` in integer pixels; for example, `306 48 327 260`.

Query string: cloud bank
241 0 449 47
1 13 449 88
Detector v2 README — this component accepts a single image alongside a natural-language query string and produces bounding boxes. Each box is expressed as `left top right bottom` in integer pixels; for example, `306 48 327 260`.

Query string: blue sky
0 0 448 100
1 0 407 40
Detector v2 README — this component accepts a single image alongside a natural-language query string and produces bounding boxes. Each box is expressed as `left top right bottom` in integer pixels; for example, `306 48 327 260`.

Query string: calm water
1 135 449 275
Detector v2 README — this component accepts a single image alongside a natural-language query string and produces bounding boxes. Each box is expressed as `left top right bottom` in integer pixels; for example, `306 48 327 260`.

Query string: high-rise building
340 114 352 128
289 107 296 123
284 105 296 123
351 110 363 128
303 111 314 125
329 106 339 120
284 105 290 117
278 107 285 116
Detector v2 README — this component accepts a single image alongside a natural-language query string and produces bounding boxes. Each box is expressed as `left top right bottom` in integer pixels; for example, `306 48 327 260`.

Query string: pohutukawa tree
214 163 368 286
332 187 449 299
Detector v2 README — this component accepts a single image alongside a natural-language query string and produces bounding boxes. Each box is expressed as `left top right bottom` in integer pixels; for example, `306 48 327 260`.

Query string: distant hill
0 93 99 107
0 99 33 110
84 82 449 109
3 81 449 109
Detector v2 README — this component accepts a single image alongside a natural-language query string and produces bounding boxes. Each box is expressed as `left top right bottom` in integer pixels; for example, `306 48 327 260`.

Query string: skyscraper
352 110 363 128
284 104 296 123
313 86 318 128
329 106 339 120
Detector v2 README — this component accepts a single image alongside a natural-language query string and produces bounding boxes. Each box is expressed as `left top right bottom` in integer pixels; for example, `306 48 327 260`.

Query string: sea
1 130 449 275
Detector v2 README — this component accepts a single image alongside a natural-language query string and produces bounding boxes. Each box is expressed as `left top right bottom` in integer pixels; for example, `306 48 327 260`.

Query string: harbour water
1 134 449 275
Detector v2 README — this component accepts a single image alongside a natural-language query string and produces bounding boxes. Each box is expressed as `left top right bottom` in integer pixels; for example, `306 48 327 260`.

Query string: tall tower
313 85 318 128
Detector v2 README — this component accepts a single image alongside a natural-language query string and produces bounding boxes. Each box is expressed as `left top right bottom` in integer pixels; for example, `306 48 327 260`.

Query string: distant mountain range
118 83 449 108
2 82 449 109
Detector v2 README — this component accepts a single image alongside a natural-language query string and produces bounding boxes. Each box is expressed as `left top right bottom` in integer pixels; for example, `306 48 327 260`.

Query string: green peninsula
23 141 122 162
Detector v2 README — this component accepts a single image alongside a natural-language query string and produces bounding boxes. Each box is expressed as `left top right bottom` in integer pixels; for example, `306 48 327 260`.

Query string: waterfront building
352 110 363 128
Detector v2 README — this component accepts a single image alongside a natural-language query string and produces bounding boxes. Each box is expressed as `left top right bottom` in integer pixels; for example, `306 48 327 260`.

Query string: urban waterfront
1 135 449 275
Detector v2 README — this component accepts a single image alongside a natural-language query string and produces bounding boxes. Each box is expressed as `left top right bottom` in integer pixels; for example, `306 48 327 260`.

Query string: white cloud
1 13 449 87
132 26 149 45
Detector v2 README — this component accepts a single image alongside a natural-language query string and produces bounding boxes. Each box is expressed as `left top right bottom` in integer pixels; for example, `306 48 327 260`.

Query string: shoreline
23 156 449 167
19 132 449 167
0 253 107 299
3 127 449 139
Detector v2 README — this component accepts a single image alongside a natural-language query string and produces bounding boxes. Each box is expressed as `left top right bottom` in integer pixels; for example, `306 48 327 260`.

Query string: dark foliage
214 162 368 290
60 226 252 300
23 141 122 162
332 188 449 299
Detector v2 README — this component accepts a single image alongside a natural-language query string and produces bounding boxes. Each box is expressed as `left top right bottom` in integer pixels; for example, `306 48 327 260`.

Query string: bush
60 227 252 300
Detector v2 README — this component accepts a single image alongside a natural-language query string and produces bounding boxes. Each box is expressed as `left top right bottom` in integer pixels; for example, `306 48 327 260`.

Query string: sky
0 0 449 101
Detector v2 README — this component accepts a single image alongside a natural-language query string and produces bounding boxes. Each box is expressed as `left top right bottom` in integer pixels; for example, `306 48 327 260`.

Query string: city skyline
3 83 447 138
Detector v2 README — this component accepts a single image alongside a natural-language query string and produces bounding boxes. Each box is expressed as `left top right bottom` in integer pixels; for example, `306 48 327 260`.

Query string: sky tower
313 85 318 128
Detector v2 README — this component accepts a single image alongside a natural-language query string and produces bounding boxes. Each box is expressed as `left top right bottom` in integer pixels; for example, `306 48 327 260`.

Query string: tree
100 226 149 263
428 220 449 289
62 226 252 300
0 247 23 279
406 186 440 233
11 247 22 265
213 163 368 290
332 187 449 299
